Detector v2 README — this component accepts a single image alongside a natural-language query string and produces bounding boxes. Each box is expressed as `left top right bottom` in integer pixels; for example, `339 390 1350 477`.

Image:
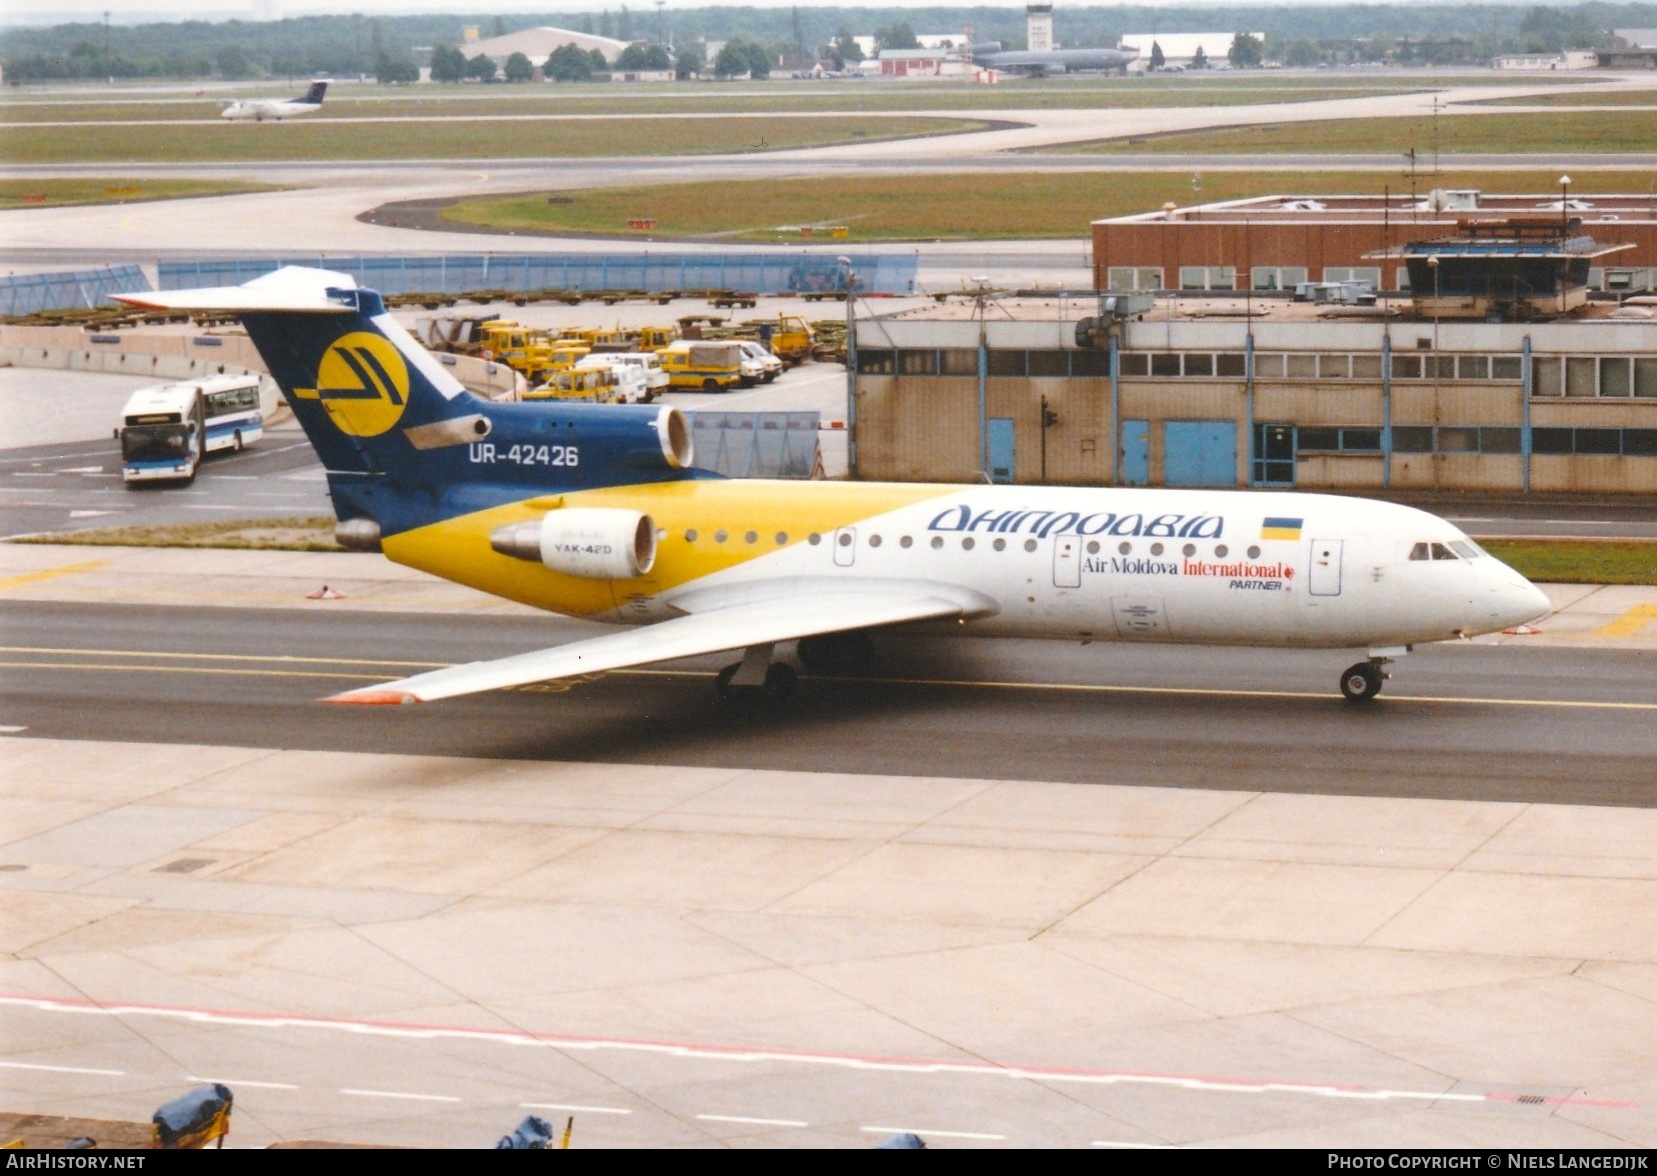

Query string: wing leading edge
327 585 983 705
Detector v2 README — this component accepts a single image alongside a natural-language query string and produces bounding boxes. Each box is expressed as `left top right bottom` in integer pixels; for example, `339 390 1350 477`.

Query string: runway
3 599 1656 806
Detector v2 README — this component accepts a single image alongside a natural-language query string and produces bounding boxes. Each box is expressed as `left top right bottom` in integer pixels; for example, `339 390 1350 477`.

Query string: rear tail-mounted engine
491 508 656 580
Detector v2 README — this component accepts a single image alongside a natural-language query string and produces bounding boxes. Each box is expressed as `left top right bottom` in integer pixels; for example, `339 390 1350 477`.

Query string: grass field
1064 109 1657 154
0 177 280 209
12 517 342 552
1476 91 1657 107
436 167 1657 242
0 113 984 163
1480 540 1657 586
0 74 1587 123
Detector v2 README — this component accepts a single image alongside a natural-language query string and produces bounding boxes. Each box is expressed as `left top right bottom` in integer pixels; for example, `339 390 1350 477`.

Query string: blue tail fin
115 267 701 540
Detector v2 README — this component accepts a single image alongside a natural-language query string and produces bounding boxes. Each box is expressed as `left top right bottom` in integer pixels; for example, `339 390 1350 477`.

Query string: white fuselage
221 100 319 122
605 485 1548 650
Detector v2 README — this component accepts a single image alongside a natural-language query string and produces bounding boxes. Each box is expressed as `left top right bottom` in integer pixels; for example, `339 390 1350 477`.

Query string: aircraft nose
1498 576 1552 629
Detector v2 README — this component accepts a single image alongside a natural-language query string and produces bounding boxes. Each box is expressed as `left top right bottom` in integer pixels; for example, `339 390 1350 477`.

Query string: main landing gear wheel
1339 662 1384 704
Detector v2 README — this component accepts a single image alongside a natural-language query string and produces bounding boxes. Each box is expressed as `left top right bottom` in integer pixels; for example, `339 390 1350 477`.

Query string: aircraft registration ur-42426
116 268 1550 706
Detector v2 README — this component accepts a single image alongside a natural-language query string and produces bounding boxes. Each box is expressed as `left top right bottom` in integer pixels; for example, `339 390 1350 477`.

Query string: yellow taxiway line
6 650 1654 711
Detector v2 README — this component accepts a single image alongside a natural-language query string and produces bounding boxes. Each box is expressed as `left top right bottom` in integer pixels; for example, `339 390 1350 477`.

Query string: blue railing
0 265 150 317
157 252 917 297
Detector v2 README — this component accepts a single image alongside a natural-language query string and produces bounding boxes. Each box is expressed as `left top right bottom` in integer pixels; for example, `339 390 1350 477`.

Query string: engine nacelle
490 508 656 580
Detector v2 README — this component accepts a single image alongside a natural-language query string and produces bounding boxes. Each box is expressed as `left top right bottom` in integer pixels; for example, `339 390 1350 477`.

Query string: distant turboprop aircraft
221 80 328 122
966 42 1137 76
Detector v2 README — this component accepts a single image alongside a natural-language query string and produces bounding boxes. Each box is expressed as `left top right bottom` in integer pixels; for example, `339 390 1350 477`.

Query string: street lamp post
838 255 856 477
1428 253 1441 490
1558 174 1571 236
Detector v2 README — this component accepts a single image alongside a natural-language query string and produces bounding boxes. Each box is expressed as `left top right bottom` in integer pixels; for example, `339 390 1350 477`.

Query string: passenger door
1308 538 1343 596
1052 534 1081 589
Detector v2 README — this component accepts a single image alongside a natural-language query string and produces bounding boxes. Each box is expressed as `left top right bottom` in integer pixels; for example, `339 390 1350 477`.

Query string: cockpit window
1410 541 1463 561
1448 540 1482 559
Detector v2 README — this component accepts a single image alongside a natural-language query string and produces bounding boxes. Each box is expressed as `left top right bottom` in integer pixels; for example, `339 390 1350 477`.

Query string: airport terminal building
848 200 1656 497
1091 190 1657 297
849 293 1657 495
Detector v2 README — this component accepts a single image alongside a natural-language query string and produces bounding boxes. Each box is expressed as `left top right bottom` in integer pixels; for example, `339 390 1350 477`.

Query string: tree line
5 4 1654 83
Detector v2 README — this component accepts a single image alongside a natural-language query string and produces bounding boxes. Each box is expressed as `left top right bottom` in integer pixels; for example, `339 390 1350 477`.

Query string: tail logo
296 331 410 437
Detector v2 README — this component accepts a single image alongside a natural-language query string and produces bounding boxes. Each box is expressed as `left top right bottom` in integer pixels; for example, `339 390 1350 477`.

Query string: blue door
1120 419 1149 486
1164 420 1237 487
988 418 1015 484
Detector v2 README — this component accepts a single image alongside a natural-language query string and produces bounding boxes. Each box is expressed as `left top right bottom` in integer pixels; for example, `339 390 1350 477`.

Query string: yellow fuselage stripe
381 479 962 618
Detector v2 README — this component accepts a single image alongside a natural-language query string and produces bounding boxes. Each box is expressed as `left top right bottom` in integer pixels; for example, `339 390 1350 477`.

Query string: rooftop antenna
1430 95 1441 181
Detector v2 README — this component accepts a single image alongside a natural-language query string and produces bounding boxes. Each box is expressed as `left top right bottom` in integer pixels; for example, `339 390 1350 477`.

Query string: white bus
118 374 263 485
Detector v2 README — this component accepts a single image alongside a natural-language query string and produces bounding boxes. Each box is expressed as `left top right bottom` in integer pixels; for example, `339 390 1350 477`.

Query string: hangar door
1164 420 1237 487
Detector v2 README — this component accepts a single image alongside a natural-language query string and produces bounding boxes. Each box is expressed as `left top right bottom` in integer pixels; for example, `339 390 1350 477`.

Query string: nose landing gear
1339 662 1386 703
1339 646 1408 703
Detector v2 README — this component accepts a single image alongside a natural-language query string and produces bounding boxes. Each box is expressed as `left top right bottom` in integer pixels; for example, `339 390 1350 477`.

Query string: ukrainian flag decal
1261 517 1303 541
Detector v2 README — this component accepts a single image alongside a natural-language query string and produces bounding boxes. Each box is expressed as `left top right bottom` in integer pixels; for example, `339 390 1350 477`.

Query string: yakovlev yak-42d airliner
116 268 1551 706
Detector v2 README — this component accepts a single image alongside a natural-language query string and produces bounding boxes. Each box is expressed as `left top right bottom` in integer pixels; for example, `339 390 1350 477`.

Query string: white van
738 340 784 383
575 352 665 402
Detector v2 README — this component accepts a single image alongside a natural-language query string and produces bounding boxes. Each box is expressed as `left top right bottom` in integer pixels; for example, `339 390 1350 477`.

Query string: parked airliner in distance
221 80 328 121
116 268 1550 707
965 41 1138 75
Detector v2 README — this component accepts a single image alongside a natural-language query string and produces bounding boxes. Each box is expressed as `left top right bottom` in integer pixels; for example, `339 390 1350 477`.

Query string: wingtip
325 689 420 706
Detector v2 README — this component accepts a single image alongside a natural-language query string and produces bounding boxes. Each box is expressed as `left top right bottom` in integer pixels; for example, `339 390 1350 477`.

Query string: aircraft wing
327 584 982 705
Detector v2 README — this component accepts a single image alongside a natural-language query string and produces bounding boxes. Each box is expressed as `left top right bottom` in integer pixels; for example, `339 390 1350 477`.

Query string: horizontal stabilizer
113 267 358 313
326 586 974 705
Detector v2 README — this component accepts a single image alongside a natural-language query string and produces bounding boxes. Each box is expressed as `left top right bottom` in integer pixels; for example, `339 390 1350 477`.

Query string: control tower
1026 3 1054 52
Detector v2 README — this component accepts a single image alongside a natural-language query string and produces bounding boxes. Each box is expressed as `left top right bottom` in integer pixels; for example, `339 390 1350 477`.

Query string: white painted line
0 726 27 734
521 1102 631 1116
0 1060 123 1076
186 1075 298 1090
697 1114 809 1128
861 1126 1007 1141
342 1088 461 1103
5 994 1625 1111
1093 1140 1177 1149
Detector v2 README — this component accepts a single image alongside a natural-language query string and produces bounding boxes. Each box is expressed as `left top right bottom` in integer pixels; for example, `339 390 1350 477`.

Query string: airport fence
157 253 919 298
0 265 150 317
688 411 821 479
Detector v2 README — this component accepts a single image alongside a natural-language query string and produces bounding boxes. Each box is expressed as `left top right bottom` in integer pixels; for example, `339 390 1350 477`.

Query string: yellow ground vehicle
420 317 563 384
635 325 679 351
750 314 816 365
544 342 592 373
657 341 748 393
525 366 625 403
